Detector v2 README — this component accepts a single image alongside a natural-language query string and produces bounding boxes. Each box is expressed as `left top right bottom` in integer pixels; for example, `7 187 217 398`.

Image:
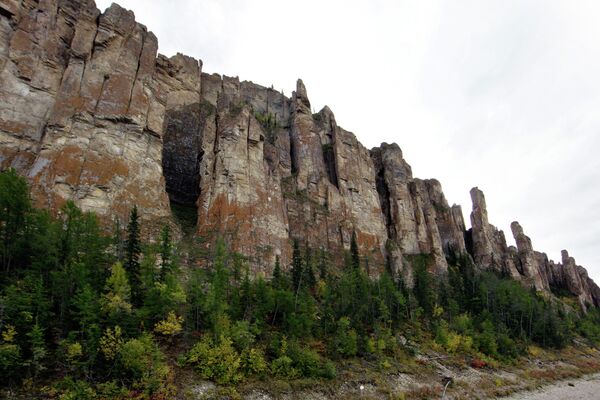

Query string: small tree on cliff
124 205 142 307
159 225 173 281
303 245 316 290
291 239 303 294
350 230 360 270
272 255 284 289
0 169 30 274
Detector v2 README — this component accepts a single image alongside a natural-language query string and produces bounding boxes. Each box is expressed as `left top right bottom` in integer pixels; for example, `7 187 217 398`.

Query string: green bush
240 347 268 376
117 334 170 394
95 381 128 399
187 336 243 385
475 325 498 357
331 317 358 357
496 333 519 359
0 343 21 381
320 360 337 379
54 378 96 400
270 355 298 379
288 343 321 377
230 320 256 351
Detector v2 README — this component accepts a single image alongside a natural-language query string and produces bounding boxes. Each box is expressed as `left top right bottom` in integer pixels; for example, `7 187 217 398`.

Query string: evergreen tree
26 322 47 380
272 255 283 289
318 248 329 280
159 225 172 281
303 245 316 290
205 238 230 338
350 230 360 270
112 216 124 261
124 206 142 306
0 169 30 274
291 239 303 293
413 255 434 315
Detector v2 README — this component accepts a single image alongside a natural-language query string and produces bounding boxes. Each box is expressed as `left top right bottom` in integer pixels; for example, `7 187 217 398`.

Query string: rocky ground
181 344 600 399
503 373 600 400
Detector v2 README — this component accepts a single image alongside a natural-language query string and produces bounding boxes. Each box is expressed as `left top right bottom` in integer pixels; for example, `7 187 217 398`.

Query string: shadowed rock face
1 0 598 306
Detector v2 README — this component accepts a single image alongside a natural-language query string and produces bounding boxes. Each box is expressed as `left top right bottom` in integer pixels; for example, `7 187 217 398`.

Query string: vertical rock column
510 221 548 291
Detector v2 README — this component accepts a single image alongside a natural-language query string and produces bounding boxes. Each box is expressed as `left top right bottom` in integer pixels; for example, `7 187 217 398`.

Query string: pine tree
124 206 141 306
303 245 316 290
291 239 303 293
112 217 124 261
27 322 46 380
206 238 230 338
159 225 172 281
272 255 283 288
318 248 329 280
413 256 434 315
350 230 360 270
0 169 30 274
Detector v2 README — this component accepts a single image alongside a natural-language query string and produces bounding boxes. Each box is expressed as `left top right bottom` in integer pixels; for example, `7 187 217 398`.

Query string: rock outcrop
0 1 171 227
1 0 598 305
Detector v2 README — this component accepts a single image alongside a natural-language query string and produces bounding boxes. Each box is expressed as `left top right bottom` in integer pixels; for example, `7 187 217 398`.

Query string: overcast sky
96 0 600 283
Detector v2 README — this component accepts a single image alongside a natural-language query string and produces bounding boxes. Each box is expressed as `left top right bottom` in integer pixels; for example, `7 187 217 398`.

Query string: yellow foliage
101 293 132 314
100 326 124 361
316 280 327 298
154 311 183 337
527 345 543 357
445 332 473 354
446 333 462 353
2 324 17 343
66 342 83 362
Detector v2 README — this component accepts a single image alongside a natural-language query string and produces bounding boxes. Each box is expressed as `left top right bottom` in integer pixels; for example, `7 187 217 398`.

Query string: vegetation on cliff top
1 169 599 399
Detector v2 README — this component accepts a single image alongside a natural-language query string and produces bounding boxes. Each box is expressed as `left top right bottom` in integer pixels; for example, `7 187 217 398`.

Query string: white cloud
96 0 600 282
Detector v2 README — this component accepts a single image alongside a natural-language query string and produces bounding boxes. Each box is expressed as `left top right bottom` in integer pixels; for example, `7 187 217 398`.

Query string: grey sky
96 0 600 282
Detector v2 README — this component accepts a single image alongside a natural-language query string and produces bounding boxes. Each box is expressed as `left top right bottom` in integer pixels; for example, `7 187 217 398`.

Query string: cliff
1 0 598 308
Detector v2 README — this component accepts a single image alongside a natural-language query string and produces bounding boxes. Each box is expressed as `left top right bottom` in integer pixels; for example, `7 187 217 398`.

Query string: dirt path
502 373 600 400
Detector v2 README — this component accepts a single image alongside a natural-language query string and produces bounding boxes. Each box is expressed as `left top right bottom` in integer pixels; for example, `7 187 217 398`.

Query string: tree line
0 169 599 398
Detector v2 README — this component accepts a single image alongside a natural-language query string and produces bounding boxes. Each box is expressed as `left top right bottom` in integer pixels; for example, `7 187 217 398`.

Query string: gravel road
502 374 600 400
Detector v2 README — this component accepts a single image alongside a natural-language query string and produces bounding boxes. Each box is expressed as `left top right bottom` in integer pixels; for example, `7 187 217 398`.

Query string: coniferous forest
1 168 600 399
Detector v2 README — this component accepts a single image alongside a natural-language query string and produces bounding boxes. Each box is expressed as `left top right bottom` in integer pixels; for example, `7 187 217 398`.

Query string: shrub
288 343 321 377
0 342 21 381
95 381 128 399
54 378 96 400
331 317 358 357
154 311 183 338
117 334 171 394
270 355 298 379
187 336 243 385
99 326 124 361
229 320 256 351
240 347 268 376
496 333 518 359
320 360 337 379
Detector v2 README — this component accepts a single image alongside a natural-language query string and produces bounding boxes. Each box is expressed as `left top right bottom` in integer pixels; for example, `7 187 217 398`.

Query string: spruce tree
350 230 360 270
124 206 142 307
272 255 282 288
291 239 303 293
206 237 230 338
318 248 329 280
303 245 316 290
0 169 30 273
159 225 172 281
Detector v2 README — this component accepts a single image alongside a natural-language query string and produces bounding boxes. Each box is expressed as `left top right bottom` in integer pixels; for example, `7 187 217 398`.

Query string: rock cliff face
1 0 598 306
